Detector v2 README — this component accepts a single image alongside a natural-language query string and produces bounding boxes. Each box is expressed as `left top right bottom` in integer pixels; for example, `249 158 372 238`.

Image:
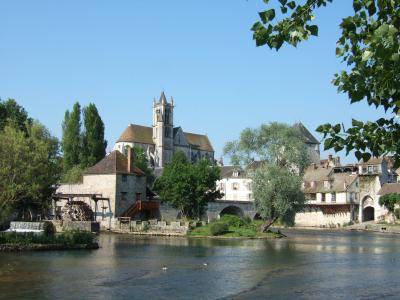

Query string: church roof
117 124 154 145
117 124 214 152
84 151 144 176
293 122 320 145
184 132 214 152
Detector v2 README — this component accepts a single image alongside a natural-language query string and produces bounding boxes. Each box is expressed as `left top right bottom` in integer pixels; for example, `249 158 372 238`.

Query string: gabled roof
378 183 400 195
293 122 320 145
358 157 384 166
84 151 144 176
117 124 153 145
183 132 214 152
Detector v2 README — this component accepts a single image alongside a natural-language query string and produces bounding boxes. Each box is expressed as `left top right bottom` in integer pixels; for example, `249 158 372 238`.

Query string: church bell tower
152 92 174 167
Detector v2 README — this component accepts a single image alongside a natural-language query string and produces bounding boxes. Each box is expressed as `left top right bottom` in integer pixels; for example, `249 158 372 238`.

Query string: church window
156 109 162 122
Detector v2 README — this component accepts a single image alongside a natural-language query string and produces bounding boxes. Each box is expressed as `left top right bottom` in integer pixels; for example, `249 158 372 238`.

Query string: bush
0 230 96 245
220 215 245 228
43 222 56 237
395 208 400 220
210 222 229 236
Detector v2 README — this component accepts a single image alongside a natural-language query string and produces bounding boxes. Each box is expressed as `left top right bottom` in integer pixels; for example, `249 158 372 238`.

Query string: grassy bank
0 230 97 247
188 215 281 239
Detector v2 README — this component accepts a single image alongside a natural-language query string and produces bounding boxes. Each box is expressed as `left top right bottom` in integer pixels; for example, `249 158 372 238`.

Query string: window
368 166 373 174
373 166 378 173
309 193 317 201
324 180 330 189
122 175 127 182
246 183 252 191
248 193 252 200
232 183 240 190
233 171 239 177
121 192 127 202
220 183 226 190
321 193 326 202
331 193 336 203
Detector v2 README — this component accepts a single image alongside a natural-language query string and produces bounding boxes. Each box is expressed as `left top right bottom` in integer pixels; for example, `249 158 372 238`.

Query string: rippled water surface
0 230 399 299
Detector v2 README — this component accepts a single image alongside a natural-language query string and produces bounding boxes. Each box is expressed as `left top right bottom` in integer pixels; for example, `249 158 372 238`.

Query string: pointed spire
170 96 174 106
160 91 167 104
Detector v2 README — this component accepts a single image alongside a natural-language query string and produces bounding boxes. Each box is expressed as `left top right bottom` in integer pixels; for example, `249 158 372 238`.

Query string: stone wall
295 208 354 228
115 219 190 236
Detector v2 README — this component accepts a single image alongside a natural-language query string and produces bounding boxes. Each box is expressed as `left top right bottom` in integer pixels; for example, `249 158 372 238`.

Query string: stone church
113 92 215 168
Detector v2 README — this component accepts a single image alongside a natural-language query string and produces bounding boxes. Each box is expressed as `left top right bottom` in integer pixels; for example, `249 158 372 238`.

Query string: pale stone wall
295 209 353 228
56 173 146 230
217 177 253 202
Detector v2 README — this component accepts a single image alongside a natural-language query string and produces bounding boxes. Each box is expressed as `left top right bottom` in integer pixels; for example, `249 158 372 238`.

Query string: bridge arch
362 196 375 222
219 205 245 218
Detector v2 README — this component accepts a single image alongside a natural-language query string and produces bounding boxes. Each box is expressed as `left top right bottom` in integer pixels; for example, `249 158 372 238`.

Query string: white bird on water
162 266 168 271
203 263 208 267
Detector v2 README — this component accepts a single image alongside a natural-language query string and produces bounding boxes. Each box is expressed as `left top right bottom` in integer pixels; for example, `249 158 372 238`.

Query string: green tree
125 146 155 188
82 103 107 168
0 98 32 133
379 193 400 213
0 122 60 220
154 152 221 220
224 123 308 231
61 102 82 171
252 0 400 165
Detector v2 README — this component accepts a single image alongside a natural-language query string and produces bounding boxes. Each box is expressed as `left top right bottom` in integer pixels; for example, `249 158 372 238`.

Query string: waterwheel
62 201 94 221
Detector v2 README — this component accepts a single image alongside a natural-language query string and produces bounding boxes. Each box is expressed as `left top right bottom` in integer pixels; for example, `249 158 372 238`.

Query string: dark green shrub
379 193 400 212
210 222 229 236
43 222 56 237
395 208 400 220
220 215 245 227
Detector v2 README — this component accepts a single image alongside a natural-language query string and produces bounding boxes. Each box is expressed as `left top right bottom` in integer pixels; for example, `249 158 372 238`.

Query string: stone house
296 164 360 227
56 148 147 230
217 166 253 202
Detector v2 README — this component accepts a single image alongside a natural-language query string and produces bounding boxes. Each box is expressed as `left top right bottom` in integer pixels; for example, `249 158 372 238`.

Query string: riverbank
0 230 99 252
188 215 283 239
273 222 400 234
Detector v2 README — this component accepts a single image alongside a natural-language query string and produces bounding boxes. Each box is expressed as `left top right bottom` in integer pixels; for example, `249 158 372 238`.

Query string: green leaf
362 153 372 162
336 47 344 57
351 119 364 127
362 50 373 61
307 25 318 36
355 151 363 161
287 1 296 9
259 9 275 24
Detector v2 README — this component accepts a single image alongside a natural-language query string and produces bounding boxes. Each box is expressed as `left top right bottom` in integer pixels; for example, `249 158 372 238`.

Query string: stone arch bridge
159 200 258 222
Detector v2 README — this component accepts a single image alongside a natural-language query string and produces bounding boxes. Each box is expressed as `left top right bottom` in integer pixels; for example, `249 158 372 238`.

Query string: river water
0 230 399 300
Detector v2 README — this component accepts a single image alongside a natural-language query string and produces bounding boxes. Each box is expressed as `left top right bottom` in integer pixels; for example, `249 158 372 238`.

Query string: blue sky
0 1 386 163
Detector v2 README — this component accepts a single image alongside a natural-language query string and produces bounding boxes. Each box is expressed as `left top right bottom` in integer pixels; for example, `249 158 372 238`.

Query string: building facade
56 148 147 230
113 92 215 168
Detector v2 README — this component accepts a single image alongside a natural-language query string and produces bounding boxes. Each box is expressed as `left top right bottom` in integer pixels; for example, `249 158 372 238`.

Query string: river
0 229 399 299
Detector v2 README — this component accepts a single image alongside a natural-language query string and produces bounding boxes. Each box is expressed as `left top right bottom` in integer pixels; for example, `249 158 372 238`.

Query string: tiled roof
378 183 400 195
116 124 214 152
183 132 214 152
84 151 144 176
220 166 246 179
293 122 320 144
358 157 384 166
117 124 154 145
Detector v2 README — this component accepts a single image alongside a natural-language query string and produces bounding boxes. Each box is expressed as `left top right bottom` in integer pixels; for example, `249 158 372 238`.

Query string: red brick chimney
127 147 135 173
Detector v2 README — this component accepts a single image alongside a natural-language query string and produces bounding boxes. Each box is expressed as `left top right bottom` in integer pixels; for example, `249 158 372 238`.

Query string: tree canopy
0 98 32 133
379 193 400 213
252 0 400 165
82 103 107 167
224 123 308 230
61 102 107 182
62 102 82 171
154 152 221 220
0 122 60 220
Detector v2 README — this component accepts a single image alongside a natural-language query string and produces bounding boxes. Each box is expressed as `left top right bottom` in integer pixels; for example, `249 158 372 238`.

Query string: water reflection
0 230 399 299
